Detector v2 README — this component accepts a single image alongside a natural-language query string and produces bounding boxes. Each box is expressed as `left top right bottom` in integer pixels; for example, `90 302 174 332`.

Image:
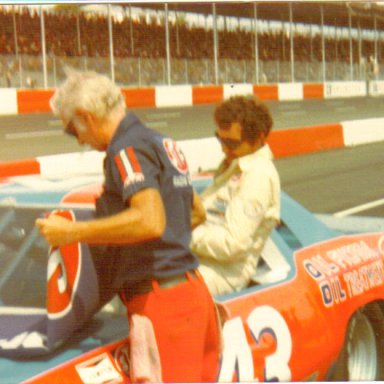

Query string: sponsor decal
0 331 47 351
0 209 101 358
47 211 82 319
303 238 384 308
319 278 347 308
173 174 191 188
114 147 145 188
163 138 188 174
325 82 366 98
242 200 263 220
123 173 145 188
75 353 123 384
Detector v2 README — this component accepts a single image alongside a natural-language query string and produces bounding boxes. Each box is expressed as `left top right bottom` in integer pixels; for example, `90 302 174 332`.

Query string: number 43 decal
218 305 292 382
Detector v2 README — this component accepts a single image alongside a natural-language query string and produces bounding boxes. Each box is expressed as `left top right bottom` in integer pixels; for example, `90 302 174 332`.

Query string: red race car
1 143 384 383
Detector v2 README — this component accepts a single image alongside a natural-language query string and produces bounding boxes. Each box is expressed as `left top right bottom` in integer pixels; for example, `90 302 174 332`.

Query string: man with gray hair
36 70 219 382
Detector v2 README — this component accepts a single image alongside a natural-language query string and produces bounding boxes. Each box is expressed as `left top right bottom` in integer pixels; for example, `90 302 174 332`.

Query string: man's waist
157 270 198 288
121 270 199 299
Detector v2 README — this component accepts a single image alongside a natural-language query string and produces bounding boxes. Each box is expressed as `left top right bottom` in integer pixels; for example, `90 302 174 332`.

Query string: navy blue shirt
94 113 198 296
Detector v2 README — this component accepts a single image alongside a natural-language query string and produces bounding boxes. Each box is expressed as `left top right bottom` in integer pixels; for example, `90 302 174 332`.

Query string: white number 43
218 305 292 382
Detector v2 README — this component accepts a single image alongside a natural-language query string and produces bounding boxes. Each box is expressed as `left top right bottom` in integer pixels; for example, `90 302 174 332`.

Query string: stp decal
114 147 145 187
163 138 188 174
219 305 292 382
47 210 82 320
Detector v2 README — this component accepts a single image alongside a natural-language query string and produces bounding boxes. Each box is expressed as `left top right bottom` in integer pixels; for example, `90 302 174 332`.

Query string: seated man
191 95 281 296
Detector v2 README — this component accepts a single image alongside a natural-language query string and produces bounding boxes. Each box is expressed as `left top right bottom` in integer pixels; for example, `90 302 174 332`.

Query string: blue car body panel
0 173 378 383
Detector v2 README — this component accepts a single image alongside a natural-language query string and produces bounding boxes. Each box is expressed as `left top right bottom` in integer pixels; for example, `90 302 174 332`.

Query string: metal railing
1 53 379 89
1 4 383 89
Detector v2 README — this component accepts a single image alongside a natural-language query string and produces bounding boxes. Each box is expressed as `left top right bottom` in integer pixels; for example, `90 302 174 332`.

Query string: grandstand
0 1 383 88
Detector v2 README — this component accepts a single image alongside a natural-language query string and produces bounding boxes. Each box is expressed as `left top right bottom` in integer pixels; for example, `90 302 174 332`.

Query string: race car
1 139 384 383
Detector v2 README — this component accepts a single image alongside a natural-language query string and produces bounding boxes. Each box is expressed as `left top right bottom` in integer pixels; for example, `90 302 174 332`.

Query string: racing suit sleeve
191 170 276 263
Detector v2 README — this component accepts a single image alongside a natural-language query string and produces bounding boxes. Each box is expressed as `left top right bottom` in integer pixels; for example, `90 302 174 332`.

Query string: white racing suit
191 145 280 296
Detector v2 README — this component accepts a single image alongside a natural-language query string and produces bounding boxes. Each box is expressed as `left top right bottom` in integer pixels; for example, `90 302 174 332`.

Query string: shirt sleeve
111 145 160 203
191 169 274 263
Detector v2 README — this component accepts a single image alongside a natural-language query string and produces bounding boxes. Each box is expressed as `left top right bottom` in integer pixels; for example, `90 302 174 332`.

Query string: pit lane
1 96 384 217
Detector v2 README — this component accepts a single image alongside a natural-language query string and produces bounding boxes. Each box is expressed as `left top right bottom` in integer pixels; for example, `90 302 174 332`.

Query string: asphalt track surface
1 96 384 217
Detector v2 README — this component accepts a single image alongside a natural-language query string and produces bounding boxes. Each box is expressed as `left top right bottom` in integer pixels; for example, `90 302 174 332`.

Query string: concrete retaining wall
2 81 384 116
1 115 384 178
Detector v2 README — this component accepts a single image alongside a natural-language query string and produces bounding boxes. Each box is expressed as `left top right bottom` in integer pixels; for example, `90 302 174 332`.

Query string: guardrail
2 81 384 116
2 115 384 178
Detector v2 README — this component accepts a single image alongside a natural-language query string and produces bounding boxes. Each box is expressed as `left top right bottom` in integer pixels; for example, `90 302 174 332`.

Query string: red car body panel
23 231 384 383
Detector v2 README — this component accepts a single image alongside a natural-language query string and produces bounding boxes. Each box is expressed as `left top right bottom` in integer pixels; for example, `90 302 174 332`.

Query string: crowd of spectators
0 6 380 64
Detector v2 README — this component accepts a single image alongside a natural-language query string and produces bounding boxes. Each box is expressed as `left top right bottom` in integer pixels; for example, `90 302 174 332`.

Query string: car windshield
0 206 49 308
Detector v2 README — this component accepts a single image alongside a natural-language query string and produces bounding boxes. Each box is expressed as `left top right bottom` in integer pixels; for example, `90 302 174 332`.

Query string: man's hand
191 189 206 229
35 214 76 247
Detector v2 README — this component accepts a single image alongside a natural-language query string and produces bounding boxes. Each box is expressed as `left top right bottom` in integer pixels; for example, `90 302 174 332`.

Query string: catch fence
0 4 383 88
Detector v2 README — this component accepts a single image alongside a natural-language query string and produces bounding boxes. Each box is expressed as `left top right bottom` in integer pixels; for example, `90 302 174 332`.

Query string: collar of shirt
107 112 141 151
212 144 272 186
237 144 273 172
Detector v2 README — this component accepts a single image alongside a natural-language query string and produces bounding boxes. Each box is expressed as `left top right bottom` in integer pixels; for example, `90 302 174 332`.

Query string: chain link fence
0 54 372 89
0 5 382 88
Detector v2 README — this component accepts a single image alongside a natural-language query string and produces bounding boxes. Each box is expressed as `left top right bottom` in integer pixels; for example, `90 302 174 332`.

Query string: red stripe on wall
0 159 41 177
303 83 324 99
122 88 156 108
14 84 327 115
268 123 344 158
192 85 223 105
17 90 54 113
253 85 278 100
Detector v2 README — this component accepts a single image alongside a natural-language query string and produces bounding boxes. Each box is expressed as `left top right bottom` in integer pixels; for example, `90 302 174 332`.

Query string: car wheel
329 303 384 381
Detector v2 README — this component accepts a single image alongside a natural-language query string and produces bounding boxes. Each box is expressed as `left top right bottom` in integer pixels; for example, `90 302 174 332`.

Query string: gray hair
50 68 126 121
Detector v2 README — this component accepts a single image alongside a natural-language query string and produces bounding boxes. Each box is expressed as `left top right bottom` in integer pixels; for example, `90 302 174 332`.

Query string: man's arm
191 171 278 262
191 189 206 229
36 188 166 247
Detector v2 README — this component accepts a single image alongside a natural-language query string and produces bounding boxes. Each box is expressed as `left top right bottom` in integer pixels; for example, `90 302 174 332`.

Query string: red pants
123 271 220 383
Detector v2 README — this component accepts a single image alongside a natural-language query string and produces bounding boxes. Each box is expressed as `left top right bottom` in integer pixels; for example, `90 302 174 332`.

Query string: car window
0 207 48 308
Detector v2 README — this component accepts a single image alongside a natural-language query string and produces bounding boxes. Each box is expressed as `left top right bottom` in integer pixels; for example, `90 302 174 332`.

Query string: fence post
185 59 188 84
108 4 115 82
212 4 219 85
165 3 171 85
348 6 354 80
289 2 295 82
253 3 259 84
320 4 326 83
40 6 48 89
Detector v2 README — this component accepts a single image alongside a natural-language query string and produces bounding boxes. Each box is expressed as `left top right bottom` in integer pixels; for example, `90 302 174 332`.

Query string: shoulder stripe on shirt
114 147 142 183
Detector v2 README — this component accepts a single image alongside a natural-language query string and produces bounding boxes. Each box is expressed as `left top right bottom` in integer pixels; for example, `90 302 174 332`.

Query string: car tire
329 303 384 381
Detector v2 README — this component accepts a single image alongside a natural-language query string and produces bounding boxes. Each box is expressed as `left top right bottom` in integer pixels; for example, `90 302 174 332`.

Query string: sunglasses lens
215 132 241 149
65 120 78 138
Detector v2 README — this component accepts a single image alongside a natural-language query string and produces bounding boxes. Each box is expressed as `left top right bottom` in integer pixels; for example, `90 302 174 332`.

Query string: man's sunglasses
64 119 78 138
215 131 242 150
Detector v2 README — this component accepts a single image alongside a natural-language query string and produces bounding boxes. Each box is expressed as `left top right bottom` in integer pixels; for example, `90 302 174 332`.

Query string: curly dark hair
214 96 273 143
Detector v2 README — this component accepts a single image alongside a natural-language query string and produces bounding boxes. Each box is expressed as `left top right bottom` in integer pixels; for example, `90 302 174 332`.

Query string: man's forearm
73 207 163 245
